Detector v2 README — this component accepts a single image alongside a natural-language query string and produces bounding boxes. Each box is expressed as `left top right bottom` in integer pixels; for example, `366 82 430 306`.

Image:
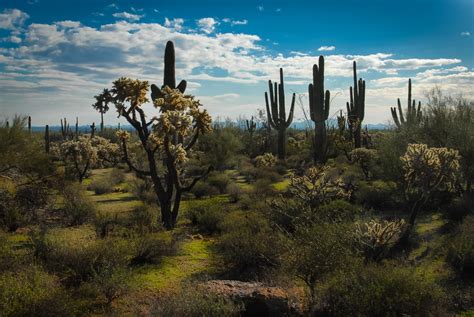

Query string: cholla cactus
92 41 213 229
400 143 460 241
58 136 119 182
289 166 350 209
255 153 277 168
355 219 406 261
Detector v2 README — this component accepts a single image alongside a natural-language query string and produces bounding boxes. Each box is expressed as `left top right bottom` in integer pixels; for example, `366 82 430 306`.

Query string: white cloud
258 5 264 11
164 17 184 31
318 45 336 52
0 15 472 124
222 18 248 26
461 31 471 37
7 36 22 43
197 17 218 34
112 12 143 22
0 9 29 30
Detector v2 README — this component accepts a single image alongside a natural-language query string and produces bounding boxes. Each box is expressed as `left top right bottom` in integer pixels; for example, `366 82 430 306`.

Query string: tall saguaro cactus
264 68 295 160
246 116 257 137
346 61 366 148
391 79 422 129
60 118 70 140
44 125 50 153
28 116 31 134
308 56 330 164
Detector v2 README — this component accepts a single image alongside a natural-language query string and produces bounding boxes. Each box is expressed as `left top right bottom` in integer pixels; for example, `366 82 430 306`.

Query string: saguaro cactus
264 68 295 160
75 117 79 140
44 125 50 153
28 116 31 134
346 61 366 148
90 122 96 138
60 118 70 140
308 56 330 164
246 116 257 136
391 79 422 129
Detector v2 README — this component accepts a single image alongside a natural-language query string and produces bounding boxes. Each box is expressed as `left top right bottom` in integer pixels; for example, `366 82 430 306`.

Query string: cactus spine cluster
308 56 330 164
346 61 366 148
264 68 296 160
391 79 422 128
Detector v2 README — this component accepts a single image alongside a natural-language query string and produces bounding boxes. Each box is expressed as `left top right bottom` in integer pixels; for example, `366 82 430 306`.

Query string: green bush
191 182 218 199
446 216 474 277
0 265 76 317
87 177 114 195
444 196 473 223
320 263 446 316
152 286 242 317
131 232 177 265
30 229 129 286
217 211 281 276
227 183 243 203
185 201 225 234
129 177 156 204
355 180 399 209
129 204 159 234
62 183 96 226
207 172 231 194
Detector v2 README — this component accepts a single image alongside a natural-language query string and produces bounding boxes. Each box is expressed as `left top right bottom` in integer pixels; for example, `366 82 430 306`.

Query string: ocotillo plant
346 61 366 148
246 116 257 136
391 79 422 129
60 118 70 140
308 56 330 164
44 125 50 153
28 116 31 134
264 68 295 160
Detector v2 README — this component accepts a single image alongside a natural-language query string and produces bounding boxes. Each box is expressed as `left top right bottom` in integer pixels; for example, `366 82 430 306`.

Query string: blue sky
1 0 473 125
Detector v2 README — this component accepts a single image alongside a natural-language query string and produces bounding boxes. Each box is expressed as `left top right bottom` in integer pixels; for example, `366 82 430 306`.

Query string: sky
0 0 473 126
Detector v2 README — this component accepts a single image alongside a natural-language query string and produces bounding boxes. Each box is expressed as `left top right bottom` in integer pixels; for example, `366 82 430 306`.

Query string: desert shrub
151 286 242 316
217 211 281 277
284 222 353 300
251 178 276 198
62 183 96 226
350 148 378 179
198 128 243 170
443 196 473 223
14 184 49 214
0 231 30 271
129 204 159 234
355 180 399 209
185 201 224 234
320 263 446 316
30 229 129 286
131 232 177 265
227 183 243 203
90 267 129 307
191 182 218 199
0 265 76 317
0 190 24 231
207 172 231 194
108 167 126 184
129 177 156 204
87 177 114 195
446 215 474 277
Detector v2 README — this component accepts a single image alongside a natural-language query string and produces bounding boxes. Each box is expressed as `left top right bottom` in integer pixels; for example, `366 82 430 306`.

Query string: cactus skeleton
264 68 295 160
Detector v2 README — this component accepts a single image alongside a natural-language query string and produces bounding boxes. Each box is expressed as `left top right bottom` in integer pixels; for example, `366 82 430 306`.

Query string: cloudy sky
0 0 473 126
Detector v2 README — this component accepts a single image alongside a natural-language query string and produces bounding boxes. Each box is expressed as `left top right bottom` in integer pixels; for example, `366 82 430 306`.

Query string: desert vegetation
1 40 473 317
